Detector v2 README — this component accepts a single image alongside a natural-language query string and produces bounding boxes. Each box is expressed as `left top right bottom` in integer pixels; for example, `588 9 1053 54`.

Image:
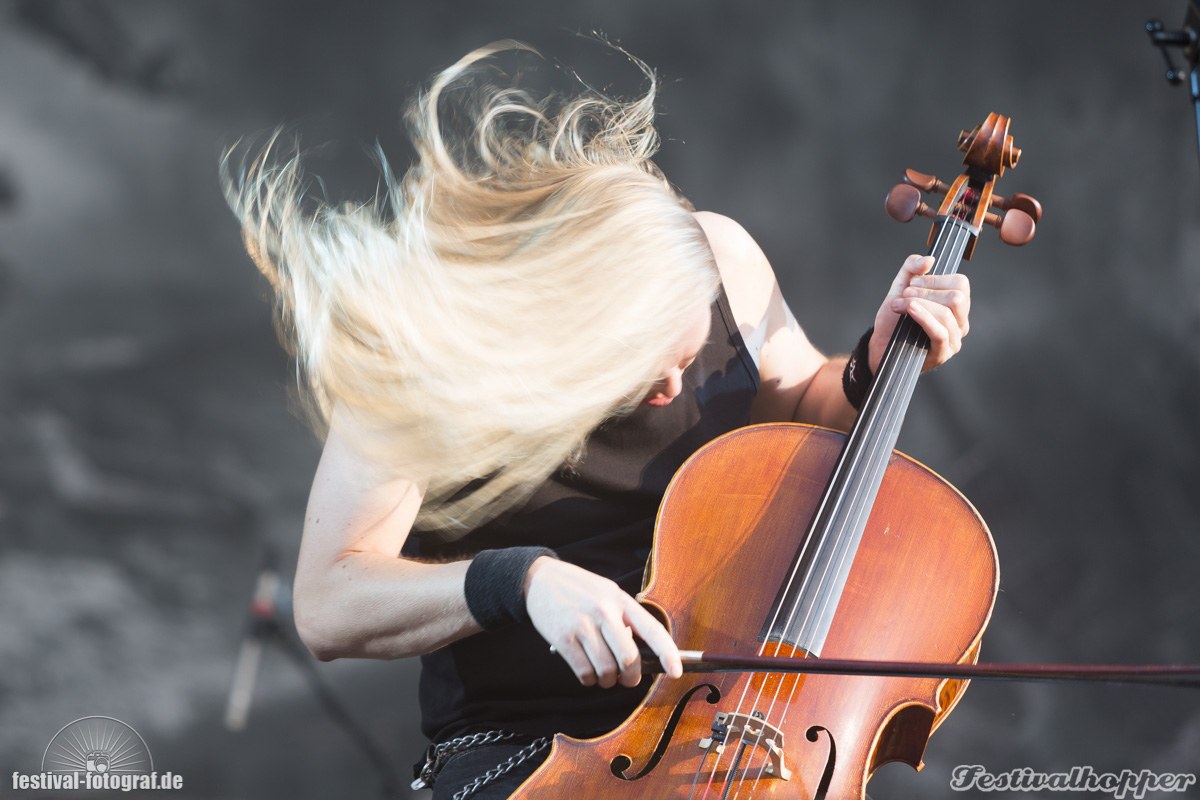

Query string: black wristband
841 327 875 411
464 546 558 630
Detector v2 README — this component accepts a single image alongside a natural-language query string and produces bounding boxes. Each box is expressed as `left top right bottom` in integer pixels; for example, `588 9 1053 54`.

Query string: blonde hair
221 41 718 533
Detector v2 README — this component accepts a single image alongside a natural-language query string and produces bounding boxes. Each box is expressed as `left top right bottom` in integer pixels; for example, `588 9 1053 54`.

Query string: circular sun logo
41 716 153 775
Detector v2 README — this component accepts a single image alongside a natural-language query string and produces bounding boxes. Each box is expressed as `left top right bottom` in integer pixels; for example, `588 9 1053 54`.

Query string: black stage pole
1147 1 1200 180
224 546 402 799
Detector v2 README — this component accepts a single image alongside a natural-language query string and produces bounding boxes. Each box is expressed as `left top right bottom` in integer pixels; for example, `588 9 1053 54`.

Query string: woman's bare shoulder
692 211 778 359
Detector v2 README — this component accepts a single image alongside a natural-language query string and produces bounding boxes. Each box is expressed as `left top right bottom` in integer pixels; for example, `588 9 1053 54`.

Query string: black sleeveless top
406 283 759 743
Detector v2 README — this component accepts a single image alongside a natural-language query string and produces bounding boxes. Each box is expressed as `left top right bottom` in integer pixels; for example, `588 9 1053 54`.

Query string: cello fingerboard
765 212 979 655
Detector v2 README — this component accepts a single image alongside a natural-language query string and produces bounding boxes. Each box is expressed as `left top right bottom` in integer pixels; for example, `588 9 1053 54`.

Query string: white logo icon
42 716 153 776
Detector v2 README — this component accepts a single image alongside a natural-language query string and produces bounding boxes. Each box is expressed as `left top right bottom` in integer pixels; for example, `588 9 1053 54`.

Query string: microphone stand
1147 0 1200 179
224 546 401 799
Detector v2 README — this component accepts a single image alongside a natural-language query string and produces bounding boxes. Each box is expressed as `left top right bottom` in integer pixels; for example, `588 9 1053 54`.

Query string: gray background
1 1 1198 798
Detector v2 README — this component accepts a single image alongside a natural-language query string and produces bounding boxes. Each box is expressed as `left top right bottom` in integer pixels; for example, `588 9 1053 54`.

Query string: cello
509 114 1039 799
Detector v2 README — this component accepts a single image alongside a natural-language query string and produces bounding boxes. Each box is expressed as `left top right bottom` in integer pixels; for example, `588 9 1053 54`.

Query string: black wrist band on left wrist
842 327 875 411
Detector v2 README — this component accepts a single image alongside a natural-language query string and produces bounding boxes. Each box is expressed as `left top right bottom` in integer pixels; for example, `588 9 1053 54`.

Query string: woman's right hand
524 557 683 689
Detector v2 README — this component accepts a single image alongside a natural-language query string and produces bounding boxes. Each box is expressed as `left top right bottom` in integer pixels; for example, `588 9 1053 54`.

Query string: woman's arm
291 406 683 688
694 211 969 431
291 407 478 661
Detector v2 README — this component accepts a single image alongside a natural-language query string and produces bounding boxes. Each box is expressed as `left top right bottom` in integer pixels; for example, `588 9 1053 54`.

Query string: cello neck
860 211 977 448
764 208 978 656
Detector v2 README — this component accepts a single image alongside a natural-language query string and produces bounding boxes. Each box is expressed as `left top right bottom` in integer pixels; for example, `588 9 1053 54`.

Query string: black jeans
431 742 550 799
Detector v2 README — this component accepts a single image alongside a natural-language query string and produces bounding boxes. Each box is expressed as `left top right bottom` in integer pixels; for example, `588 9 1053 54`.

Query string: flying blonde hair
221 40 719 534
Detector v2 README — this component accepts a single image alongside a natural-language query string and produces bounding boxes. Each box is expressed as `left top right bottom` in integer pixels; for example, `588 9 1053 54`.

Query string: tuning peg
990 191 1042 223
885 184 936 223
902 169 952 195
982 207 1036 246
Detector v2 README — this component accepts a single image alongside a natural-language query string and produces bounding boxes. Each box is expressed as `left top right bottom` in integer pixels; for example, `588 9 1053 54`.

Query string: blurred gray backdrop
1 1 1198 798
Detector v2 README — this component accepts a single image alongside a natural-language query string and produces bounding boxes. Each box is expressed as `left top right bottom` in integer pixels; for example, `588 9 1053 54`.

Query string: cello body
512 113 1033 799
512 423 997 799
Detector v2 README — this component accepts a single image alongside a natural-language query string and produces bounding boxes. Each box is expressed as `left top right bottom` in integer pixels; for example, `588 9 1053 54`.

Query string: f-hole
610 683 722 781
806 725 837 800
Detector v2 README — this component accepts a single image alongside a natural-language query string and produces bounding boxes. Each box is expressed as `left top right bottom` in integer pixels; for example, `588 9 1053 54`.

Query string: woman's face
643 302 713 407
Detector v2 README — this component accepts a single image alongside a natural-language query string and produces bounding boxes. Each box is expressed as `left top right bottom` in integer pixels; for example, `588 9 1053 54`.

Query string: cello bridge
697 711 792 781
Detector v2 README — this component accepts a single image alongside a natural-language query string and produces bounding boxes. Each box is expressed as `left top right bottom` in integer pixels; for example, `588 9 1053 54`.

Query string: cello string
734 219 970 800
739 216 973 799
760 199 964 661
748 226 968 797
788 216 969 656
711 202 965 800
788 216 969 660
688 318 946 800
708 196 970 799
736 210 973 799
739 202 959 668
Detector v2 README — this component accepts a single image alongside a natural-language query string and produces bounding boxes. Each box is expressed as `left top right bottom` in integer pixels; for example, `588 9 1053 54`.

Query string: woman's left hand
869 254 971 373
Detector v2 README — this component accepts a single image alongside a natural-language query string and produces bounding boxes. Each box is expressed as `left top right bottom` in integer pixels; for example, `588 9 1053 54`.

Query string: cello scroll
885 113 1041 250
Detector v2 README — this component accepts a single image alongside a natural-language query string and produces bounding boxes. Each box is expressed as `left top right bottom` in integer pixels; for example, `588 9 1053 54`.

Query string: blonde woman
223 42 970 799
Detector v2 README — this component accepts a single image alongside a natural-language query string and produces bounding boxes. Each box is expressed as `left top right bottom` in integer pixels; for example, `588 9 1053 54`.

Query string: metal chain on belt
411 730 519 791
451 735 550 800
411 730 550 798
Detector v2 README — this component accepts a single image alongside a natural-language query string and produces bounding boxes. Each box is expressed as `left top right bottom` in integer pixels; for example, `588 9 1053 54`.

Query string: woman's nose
662 369 683 399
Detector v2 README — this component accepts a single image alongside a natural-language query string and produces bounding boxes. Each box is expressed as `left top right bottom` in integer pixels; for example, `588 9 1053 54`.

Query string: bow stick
639 650 1200 689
